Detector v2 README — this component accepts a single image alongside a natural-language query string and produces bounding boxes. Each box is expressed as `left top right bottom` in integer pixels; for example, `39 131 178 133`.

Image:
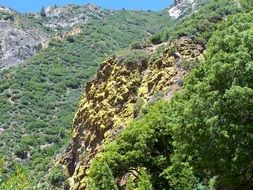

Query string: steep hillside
61 0 251 189
62 37 204 190
0 8 171 189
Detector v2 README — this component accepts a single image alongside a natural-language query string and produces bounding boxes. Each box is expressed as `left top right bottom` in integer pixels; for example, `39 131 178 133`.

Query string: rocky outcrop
169 0 196 19
169 0 209 19
41 4 109 29
62 37 204 190
0 21 48 69
0 6 49 69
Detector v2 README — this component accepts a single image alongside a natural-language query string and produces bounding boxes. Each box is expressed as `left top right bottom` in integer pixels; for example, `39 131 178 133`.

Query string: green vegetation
171 9 253 188
0 11 14 21
0 155 31 190
0 9 170 188
47 164 65 188
87 101 174 189
1 0 253 189
152 0 242 44
87 3 253 190
116 49 149 65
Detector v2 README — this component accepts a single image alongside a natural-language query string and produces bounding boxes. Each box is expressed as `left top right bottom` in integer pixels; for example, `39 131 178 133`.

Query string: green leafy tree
126 177 135 190
87 101 173 189
137 169 153 190
0 160 31 190
88 162 118 190
171 10 253 189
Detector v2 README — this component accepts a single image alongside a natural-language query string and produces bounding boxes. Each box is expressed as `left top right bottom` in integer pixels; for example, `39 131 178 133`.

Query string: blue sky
0 0 173 13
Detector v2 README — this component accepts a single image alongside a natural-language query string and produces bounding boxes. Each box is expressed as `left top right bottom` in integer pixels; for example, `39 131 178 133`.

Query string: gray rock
42 4 109 29
169 0 209 19
0 20 48 69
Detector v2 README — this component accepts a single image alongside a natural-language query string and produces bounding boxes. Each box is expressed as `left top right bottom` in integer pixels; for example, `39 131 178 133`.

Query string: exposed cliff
62 37 204 189
169 0 209 19
42 4 110 29
0 6 49 69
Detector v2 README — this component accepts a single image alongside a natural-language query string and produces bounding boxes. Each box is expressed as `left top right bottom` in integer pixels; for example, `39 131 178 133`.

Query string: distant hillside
0 4 111 69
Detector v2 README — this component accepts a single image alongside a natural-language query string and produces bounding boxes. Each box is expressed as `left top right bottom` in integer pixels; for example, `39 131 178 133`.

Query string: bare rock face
0 20 48 69
169 0 210 19
41 4 109 29
62 37 205 190
0 6 49 69
169 0 196 19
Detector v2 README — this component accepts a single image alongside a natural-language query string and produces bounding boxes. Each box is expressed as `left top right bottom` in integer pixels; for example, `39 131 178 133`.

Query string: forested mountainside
0 4 171 189
62 0 253 190
0 0 253 189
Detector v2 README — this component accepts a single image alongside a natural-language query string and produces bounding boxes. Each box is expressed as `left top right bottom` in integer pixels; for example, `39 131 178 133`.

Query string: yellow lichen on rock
62 37 204 190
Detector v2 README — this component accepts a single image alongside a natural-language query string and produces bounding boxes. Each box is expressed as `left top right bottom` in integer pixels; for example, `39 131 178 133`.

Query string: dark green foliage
87 101 174 189
137 169 153 190
66 36 75 43
48 165 65 187
40 6 46 17
171 10 253 188
150 33 163 44
88 162 118 190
